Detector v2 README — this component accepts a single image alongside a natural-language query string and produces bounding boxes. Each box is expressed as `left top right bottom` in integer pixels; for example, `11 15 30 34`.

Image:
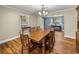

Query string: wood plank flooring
0 31 78 54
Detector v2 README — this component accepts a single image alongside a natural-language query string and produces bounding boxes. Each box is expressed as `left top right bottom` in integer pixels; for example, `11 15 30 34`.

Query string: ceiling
4 5 76 15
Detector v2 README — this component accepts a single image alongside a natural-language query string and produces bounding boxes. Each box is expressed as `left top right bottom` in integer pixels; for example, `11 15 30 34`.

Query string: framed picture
20 16 28 28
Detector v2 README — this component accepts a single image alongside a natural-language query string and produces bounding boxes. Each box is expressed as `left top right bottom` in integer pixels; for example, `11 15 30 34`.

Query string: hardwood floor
52 38 77 54
0 31 78 54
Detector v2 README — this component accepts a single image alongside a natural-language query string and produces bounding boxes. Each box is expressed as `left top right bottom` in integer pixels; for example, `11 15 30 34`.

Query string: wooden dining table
28 29 51 53
29 29 51 43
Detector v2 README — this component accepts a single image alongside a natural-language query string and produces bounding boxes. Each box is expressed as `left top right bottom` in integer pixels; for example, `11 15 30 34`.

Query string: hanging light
38 11 41 15
38 5 48 17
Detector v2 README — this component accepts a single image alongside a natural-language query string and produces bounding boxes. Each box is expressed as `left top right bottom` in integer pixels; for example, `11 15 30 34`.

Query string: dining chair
20 32 43 54
20 32 37 54
36 26 40 30
30 27 36 32
45 30 55 53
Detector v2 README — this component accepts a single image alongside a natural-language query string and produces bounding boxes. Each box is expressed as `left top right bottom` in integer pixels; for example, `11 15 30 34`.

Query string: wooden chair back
30 27 35 32
20 32 29 54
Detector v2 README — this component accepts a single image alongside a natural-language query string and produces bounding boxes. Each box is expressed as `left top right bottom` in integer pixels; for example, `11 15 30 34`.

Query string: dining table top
28 29 51 43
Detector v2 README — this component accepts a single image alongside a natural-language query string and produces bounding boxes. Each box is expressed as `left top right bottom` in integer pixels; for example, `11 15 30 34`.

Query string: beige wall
0 6 38 41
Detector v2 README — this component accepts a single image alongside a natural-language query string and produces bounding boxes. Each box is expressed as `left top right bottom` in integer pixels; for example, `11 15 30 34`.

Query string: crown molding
0 5 34 15
49 8 76 14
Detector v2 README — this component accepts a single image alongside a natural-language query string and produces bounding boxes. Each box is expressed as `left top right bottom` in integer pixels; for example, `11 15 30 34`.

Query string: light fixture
38 5 48 17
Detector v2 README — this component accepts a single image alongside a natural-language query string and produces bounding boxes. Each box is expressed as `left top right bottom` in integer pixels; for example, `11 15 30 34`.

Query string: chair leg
38 43 42 54
49 38 54 53
29 49 30 54
45 40 47 54
49 40 52 53
21 46 23 54
45 41 50 54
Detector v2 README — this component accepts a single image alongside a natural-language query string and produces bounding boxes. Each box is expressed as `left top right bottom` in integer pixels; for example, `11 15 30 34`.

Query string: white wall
0 11 2 38
0 6 38 42
49 8 77 39
0 6 77 43
37 8 77 39
0 6 20 40
37 16 44 29
29 15 38 27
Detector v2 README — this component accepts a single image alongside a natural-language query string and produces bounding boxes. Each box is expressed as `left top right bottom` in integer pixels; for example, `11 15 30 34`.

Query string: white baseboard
0 35 20 44
0 35 76 44
64 35 76 39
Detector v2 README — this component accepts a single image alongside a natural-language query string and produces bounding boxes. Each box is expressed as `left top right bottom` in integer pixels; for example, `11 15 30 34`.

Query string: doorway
44 16 64 31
